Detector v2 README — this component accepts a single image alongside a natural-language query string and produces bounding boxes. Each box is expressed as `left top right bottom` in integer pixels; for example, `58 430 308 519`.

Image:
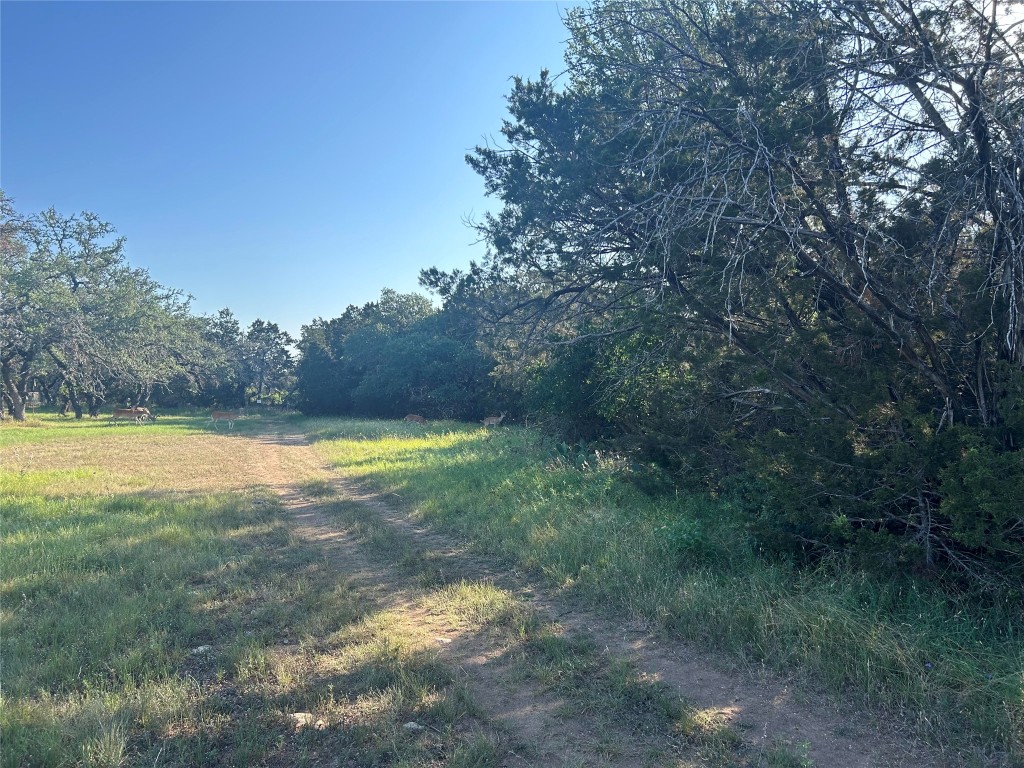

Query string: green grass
302 416 1024 762
0 414 505 767
0 409 269 448
316 494 749 765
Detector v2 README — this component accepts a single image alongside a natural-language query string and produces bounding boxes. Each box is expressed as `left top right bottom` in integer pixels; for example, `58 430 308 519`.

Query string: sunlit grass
316 494 736 765
305 416 1024 761
0 415 505 767
0 413 294 496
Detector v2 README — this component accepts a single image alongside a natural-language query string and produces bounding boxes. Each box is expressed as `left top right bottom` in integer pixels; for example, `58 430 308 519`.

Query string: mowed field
1 414 508 767
1 414 1021 767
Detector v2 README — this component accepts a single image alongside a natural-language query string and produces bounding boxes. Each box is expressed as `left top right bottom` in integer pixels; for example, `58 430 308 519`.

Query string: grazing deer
481 412 506 427
110 407 154 425
404 414 427 424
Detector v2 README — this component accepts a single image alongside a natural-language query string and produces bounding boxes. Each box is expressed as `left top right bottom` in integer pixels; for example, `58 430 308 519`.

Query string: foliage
428 0 1024 577
0 196 294 415
241 318 295 404
293 289 498 419
0 195 209 419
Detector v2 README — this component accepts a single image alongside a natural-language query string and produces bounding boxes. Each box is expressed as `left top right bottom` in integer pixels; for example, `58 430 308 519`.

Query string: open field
2 413 1020 767
2 414 505 767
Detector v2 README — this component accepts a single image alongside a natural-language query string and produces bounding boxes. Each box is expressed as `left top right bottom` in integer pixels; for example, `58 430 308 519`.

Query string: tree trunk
67 382 84 419
86 392 104 418
1 360 27 421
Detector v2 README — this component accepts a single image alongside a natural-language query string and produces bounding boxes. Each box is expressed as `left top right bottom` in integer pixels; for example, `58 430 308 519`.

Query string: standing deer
481 412 506 427
404 414 427 424
211 410 242 429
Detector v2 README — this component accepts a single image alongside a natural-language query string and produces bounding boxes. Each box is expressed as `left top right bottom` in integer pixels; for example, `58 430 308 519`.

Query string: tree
293 290 497 419
242 320 295 404
434 0 1024 574
1 197 211 419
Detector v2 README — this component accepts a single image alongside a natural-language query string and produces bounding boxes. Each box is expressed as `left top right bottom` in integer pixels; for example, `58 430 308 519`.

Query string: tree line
0 194 294 420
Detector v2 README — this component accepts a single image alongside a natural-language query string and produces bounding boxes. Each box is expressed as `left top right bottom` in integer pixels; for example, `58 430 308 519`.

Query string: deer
110 407 155 424
211 410 243 429
481 412 506 427
404 414 427 424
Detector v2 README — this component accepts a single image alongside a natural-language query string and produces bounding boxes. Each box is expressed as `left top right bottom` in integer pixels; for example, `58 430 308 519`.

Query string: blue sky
1 1 575 338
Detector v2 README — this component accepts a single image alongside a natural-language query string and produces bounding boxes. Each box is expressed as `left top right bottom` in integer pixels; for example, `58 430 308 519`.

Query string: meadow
0 414 508 768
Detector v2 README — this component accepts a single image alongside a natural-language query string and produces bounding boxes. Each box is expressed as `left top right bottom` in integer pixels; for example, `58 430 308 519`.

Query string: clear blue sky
1 1 575 338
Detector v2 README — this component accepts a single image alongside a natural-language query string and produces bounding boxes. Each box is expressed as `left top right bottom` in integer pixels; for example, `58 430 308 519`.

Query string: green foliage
0 196 211 418
294 290 497 420
426 0 1024 579
941 443 1024 560
0 198 292 416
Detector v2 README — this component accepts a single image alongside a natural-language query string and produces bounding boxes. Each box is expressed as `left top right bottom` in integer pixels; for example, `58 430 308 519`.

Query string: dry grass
1 420 332 496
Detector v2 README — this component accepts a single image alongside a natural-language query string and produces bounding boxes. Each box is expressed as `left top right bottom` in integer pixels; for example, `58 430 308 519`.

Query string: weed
763 740 814 768
298 478 335 497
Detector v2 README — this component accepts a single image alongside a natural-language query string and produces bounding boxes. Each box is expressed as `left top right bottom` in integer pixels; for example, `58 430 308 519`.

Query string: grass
315 493 804 767
319 495 753 765
302 416 1024 763
7 410 1019 765
0 413 505 767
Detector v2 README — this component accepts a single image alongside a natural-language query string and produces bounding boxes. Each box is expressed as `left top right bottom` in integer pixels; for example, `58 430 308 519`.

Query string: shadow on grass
1 481 507 768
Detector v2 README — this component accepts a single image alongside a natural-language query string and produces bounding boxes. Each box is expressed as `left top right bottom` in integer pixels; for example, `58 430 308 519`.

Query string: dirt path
224 423 959 768
23 421 947 765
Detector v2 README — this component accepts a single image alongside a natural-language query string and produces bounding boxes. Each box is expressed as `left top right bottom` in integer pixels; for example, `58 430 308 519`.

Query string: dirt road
12 420 952 765
236 426 951 768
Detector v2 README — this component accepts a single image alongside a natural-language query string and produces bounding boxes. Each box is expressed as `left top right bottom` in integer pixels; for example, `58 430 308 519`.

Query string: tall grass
303 417 1024 761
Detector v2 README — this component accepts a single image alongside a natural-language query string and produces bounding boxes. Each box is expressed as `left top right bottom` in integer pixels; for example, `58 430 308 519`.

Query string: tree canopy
0 196 209 419
0 198 292 417
426 0 1024 577
293 289 497 420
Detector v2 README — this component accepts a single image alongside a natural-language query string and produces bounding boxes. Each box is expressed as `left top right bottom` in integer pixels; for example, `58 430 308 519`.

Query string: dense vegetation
421 0 1023 582
292 289 498 421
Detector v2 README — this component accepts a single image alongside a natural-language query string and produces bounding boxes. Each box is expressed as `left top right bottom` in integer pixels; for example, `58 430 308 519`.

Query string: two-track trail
13 419 949 765
243 423 948 768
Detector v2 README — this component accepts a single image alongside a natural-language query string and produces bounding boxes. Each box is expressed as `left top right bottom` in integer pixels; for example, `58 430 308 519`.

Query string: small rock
402 721 425 732
190 645 213 655
291 712 315 730
435 637 452 645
